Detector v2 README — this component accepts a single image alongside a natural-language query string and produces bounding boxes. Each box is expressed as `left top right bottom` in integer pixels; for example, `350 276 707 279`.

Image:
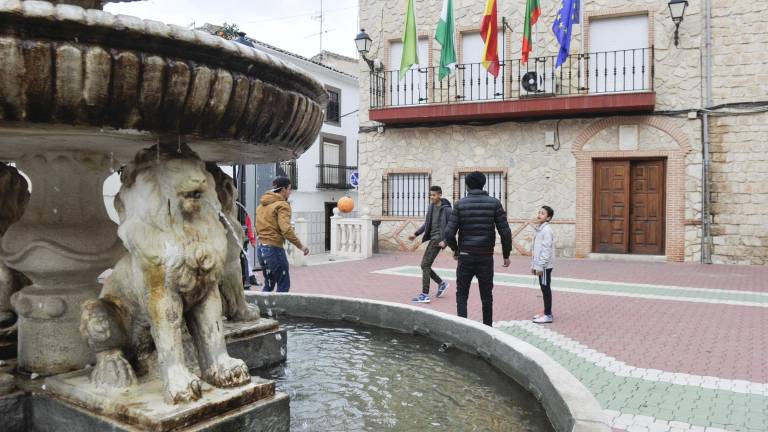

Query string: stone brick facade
356 0 768 264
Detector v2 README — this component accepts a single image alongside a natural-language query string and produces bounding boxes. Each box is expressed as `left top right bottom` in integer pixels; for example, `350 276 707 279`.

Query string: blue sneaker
436 281 449 298
412 293 431 303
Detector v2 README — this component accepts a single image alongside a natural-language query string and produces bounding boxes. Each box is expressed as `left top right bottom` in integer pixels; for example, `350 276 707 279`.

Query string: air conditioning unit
519 60 557 97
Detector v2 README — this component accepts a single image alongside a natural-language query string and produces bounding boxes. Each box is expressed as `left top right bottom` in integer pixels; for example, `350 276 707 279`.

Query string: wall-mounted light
354 29 376 72
668 0 688 47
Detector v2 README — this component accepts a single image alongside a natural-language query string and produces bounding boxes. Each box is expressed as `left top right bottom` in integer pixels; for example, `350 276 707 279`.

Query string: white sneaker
532 315 553 324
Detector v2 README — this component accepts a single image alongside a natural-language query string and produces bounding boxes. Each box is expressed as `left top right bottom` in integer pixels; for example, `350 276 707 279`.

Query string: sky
104 0 360 59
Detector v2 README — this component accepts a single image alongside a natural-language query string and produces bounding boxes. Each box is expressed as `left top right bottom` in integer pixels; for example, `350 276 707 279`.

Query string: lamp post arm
361 55 376 72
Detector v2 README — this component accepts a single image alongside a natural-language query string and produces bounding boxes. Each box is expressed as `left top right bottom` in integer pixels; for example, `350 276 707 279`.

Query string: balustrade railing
370 47 654 108
330 209 373 259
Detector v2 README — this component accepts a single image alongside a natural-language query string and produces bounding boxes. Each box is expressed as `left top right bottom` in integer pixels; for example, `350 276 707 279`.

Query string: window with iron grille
382 172 431 217
276 160 298 190
325 87 341 125
453 170 507 206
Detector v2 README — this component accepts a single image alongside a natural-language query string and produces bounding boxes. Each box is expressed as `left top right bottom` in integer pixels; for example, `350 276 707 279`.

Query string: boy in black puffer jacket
444 172 512 326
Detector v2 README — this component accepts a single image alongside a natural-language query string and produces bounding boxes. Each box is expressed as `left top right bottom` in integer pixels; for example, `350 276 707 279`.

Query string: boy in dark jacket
444 172 512 326
409 186 452 303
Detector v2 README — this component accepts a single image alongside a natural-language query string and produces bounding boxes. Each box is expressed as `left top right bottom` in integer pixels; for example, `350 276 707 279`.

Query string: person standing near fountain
408 186 453 303
531 206 556 324
444 172 512 326
255 176 310 292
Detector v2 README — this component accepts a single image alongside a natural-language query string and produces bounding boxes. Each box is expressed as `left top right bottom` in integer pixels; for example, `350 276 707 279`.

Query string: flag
522 0 541 64
552 0 580 67
435 0 457 80
399 0 419 79
480 0 499 76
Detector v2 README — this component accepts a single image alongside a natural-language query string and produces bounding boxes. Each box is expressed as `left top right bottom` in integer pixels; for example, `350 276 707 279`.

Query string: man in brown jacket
255 177 309 292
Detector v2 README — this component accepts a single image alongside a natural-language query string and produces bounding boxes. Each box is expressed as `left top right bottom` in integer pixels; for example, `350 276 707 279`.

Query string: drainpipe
701 0 713 263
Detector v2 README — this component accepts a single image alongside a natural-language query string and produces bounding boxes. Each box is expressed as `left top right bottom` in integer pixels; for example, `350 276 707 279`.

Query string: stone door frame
572 116 692 261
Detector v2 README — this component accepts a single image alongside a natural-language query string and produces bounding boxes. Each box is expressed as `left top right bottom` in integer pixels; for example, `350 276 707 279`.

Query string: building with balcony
357 0 768 264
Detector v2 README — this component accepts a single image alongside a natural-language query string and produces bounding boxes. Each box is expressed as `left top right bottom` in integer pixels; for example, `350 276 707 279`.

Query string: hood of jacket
259 191 285 207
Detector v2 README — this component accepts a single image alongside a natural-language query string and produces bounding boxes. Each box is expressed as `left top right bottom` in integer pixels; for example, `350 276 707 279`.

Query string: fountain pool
265 317 554 431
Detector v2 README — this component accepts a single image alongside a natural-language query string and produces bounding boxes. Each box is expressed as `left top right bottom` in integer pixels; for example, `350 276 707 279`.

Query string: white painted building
245 40 360 255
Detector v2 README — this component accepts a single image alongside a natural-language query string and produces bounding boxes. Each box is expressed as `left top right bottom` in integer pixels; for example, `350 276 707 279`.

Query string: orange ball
337 196 354 213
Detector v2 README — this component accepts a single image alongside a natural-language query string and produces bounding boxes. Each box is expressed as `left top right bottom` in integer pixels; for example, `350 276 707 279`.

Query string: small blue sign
349 171 360 188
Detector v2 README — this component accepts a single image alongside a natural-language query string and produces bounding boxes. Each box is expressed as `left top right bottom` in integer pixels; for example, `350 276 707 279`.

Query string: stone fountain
0 0 326 430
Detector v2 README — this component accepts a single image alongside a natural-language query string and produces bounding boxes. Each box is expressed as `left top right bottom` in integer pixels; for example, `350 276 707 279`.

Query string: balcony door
588 14 650 93
320 135 345 188
593 159 665 255
460 31 505 101
323 141 340 186
389 38 429 105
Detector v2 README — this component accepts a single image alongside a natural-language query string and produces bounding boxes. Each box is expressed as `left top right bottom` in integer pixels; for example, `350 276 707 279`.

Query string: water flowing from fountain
205 199 248 258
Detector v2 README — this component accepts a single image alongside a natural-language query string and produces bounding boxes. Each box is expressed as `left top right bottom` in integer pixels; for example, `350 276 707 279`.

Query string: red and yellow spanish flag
480 0 500 77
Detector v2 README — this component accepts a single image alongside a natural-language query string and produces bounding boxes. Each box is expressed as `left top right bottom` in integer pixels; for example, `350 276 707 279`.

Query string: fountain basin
0 0 326 163
0 319 291 432
249 293 610 432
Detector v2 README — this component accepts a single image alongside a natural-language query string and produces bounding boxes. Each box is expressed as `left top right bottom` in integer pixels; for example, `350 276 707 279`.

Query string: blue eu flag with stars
552 0 579 68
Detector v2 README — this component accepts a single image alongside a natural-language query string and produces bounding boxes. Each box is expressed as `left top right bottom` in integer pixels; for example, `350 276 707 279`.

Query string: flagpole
579 0 586 90
534 14 538 60
579 0 585 53
501 16 506 94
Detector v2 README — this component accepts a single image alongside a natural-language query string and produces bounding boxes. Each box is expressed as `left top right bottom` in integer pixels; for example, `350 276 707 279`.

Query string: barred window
382 172 430 217
454 170 507 205
326 87 341 124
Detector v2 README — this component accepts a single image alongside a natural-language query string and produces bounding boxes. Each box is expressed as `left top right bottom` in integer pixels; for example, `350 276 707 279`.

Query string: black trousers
538 268 553 316
455 254 494 326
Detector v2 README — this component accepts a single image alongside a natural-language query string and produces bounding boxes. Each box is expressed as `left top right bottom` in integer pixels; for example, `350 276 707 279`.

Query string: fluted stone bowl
0 0 327 163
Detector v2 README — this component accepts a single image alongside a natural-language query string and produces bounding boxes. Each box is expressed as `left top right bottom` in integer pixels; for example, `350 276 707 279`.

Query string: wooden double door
593 159 666 255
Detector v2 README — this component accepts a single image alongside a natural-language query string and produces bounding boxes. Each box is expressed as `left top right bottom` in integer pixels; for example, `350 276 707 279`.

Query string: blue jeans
257 244 291 292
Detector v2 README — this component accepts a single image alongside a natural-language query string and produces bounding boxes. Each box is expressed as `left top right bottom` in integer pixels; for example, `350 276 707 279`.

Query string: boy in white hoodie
531 206 555 324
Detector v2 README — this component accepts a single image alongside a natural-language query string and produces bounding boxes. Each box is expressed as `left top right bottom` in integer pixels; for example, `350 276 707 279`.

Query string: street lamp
354 29 376 71
668 0 688 47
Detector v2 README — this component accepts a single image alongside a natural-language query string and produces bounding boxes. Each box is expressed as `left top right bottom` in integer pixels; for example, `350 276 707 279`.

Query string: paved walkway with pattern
286 252 768 432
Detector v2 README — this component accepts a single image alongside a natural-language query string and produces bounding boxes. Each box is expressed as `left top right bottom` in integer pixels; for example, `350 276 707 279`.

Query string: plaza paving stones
374 266 768 307
287 252 768 432
496 320 767 432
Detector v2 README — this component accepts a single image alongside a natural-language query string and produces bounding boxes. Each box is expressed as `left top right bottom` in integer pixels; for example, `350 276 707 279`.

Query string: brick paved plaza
286 252 768 432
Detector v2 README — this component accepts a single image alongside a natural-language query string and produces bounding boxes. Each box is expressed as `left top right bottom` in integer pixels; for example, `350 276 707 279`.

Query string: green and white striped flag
399 0 419 79
434 0 457 80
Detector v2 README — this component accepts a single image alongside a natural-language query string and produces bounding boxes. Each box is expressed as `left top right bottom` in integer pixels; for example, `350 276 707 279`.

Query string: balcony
369 48 655 124
276 160 298 189
317 164 357 190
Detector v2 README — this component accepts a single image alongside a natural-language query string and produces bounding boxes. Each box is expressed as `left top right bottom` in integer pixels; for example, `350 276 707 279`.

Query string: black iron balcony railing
370 47 654 108
317 164 357 189
276 160 298 189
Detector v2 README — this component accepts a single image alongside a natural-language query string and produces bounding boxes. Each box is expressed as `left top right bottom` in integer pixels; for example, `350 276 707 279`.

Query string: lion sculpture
80 144 250 404
0 163 31 338
205 163 260 322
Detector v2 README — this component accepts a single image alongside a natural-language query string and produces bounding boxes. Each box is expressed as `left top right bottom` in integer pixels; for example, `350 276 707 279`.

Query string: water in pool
261 317 554 432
